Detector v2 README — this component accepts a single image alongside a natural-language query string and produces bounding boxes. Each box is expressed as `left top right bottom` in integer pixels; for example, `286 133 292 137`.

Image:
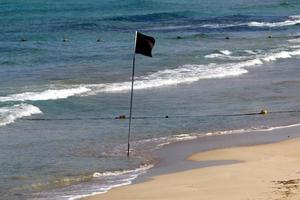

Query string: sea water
1 0 300 199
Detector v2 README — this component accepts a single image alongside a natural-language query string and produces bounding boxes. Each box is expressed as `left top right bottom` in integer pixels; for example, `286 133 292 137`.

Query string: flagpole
127 31 137 157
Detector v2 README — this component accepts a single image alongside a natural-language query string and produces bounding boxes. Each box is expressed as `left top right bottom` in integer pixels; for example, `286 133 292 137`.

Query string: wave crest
247 16 300 27
1 48 300 102
0 104 43 127
0 86 91 102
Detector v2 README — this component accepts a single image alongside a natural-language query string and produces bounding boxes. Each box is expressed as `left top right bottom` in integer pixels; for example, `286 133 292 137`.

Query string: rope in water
24 109 300 121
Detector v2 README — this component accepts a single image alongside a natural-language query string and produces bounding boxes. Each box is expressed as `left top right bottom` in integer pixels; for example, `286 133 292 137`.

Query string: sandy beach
84 137 300 200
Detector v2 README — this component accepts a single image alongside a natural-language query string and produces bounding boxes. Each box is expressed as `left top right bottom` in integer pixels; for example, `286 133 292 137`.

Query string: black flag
127 31 155 157
135 32 155 57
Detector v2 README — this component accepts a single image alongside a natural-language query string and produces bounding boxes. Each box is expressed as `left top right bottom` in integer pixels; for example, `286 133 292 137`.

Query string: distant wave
197 15 300 29
0 104 42 127
205 50 245 60
244 50 260 55
1 47 300 102
200 24 238 28
0 86 91 102
87 48 300 93
136 15 300 32
247 15 300 27
205 51 250 61
288 38 300 43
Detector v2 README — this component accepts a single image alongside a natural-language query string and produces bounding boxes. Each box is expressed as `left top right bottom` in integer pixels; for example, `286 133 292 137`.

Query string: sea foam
1 48 300 102
0 86 91 102
247 16 300 27
0 104 42 127
198 15 300 29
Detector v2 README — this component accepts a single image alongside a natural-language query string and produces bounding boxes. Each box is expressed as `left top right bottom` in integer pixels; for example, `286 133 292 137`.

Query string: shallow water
1 0 300 199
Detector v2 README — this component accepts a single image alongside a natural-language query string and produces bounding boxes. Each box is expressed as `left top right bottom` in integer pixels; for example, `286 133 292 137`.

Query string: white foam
288 38 300 43
92 164 153 178
244 50 257 55
205 50 250 60
85 63 249 94
200 24 237 28
262 50 300 62
201 16 300 29
205 50 232 58
0 104 42 127
0 86 91 102
291 45 300 49
66 164 153 200
220 50 232 55
247 16 300 27
2 47 300 102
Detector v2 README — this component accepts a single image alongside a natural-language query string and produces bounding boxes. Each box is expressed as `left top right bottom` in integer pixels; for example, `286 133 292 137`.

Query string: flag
135 32 155 57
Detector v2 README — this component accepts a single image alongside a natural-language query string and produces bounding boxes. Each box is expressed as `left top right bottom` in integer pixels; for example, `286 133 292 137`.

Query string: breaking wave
1 48 300 102
0 86 91 102
288 38 300 43
205 50 232 58
247 15 300 27
0 104 42 127
204 50 248 60
196 15 300 29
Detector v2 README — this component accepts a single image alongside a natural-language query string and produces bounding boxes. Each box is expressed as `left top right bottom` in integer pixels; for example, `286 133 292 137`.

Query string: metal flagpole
127 31 137 157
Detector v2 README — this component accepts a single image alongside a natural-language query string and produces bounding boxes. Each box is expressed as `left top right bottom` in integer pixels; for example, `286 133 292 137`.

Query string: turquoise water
1 0 300 199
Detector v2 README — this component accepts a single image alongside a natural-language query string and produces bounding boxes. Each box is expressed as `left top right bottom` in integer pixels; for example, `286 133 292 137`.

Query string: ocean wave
205 50 232 58
143 15 300 31
0 86 91 102
288 38 300 43
92 164 153 178
193 15 300 29
247 15 300 27
244 50 261 55
200 23 238 28
88 50 300 93
0 104 42 127
86 62 249 94
1 48 300 102
204 50 248 60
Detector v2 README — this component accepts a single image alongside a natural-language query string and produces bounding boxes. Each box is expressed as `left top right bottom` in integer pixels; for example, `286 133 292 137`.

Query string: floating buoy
260 109 268 115
116 115 126 119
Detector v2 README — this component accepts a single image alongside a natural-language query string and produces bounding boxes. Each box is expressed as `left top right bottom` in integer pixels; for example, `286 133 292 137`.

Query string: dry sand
84 137 300 200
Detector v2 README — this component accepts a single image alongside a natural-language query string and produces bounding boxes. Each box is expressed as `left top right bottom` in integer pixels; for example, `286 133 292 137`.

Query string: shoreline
82 123 300 200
